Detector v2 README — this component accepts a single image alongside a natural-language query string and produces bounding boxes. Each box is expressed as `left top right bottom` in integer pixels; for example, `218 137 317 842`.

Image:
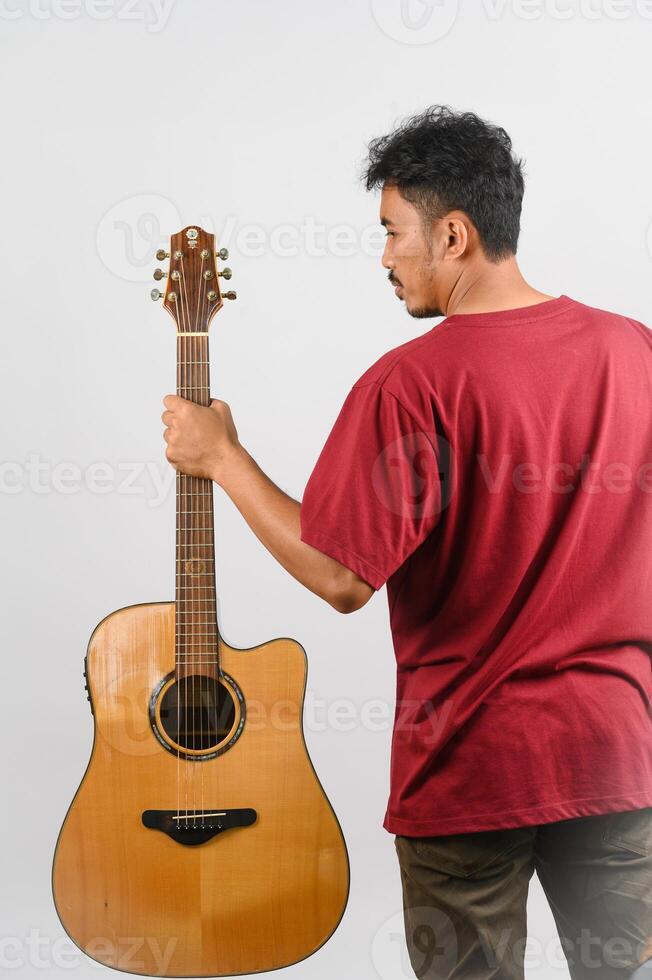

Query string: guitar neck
175 333 219 677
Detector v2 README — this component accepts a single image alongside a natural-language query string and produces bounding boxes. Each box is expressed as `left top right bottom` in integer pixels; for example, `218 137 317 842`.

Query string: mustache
387 271 402 287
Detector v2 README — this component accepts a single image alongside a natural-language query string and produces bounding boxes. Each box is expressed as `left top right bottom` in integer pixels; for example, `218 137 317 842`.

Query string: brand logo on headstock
186 228 199 249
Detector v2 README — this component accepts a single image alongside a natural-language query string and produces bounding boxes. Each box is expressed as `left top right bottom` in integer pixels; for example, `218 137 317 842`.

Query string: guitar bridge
142 808 257 846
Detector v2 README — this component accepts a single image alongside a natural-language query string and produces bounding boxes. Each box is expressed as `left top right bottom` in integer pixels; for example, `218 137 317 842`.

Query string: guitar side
52 600 350 977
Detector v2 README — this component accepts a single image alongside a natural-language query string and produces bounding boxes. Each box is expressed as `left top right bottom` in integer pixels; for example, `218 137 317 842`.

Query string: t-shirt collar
441 294 574 327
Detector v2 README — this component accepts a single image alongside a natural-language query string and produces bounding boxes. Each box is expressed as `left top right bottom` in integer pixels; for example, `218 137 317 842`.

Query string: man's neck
444 259 555 316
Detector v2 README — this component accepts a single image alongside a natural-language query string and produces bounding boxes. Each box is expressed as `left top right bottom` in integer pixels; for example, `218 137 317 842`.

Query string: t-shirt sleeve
300 382 443 591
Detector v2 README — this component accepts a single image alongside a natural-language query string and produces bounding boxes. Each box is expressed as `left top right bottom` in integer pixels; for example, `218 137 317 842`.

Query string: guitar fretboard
176 333 220 677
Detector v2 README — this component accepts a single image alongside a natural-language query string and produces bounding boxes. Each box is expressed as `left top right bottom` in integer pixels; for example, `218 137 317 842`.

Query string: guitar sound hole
159 675 236 751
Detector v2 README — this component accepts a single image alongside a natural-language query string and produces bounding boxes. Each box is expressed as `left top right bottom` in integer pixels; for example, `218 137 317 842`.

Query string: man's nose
382 243 394 269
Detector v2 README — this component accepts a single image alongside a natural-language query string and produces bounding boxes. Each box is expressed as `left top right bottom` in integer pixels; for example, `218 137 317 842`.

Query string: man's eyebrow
380 216 396 228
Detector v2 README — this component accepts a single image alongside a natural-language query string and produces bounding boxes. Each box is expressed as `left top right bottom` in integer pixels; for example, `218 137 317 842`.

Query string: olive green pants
394 807 652 979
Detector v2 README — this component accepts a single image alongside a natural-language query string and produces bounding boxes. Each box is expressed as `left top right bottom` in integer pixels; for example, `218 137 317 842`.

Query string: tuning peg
218 267 233 280
223 291 237 300
150 288 164 301
217 248 229 260
156 249 169 261
153 268 167 281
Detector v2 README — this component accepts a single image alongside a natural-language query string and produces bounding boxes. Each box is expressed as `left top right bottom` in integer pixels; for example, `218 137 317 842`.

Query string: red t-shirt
299 294 652 836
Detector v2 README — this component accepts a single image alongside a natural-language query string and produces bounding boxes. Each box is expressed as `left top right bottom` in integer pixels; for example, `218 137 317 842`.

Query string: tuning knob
153 268 167 281
223 291 237 301
150 288 164 301
218 267 233 280
217 248 229 260
156 249 169 261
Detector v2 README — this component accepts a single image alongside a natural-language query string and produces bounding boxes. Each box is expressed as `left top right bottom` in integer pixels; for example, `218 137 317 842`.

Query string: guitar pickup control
82 655 94 715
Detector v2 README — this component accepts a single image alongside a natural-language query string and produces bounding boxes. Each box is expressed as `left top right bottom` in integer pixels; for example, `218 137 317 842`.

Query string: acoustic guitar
52 225 350 976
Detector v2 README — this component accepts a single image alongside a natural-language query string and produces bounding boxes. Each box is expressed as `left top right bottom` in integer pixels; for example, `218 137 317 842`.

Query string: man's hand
161 394 241 483
160 393 374 614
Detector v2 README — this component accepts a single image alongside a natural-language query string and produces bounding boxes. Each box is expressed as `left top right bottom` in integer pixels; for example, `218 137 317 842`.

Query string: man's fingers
161 410 174 425
163 393 183 411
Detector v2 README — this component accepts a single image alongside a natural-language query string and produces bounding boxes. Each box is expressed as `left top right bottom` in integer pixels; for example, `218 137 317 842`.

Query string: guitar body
52 601 350 977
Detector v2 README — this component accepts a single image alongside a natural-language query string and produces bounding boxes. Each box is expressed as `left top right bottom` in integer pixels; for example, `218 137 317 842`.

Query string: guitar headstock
150 225 236 333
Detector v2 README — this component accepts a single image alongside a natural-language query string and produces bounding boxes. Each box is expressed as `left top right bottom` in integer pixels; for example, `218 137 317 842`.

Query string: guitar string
208 309 220 823
176 273 189 828
204 274 221 823
196 254 207 828
179 256 192 828
176 342 180 828
200 266 217 830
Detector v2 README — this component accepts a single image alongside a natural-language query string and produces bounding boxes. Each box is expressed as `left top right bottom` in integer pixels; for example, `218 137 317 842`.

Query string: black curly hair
362 105 526 262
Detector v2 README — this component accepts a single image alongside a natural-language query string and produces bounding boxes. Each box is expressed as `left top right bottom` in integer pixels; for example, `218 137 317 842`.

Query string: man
161 105 652 979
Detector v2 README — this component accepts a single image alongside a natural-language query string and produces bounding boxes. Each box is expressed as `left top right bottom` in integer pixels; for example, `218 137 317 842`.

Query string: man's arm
218 445 374 614
161 394 374 614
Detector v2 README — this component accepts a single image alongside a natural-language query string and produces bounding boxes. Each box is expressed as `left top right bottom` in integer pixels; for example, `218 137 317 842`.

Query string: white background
1 1 652 977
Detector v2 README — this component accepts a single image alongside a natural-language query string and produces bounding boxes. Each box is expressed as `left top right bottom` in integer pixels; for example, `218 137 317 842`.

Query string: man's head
362 105 526 318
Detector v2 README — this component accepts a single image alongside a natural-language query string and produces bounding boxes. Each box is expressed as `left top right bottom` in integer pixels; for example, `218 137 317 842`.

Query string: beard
406 301 445 319
389 263 443 318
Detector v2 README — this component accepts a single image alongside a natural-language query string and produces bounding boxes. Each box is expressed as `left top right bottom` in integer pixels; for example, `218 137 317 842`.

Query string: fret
174 661 220 665
177 600 215 616
175 634 218 639
176 601 216 606
176 600 216 604
177 588 217 593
